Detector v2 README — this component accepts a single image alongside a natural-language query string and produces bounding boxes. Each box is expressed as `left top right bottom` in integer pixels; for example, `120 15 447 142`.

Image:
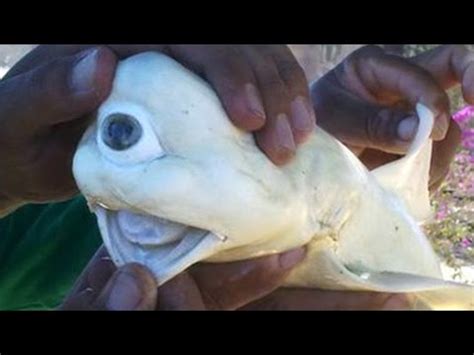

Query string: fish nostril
102 113 143 151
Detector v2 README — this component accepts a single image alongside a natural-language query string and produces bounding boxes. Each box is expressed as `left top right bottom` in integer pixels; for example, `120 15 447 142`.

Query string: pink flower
462 129 474 150
436 203 449 220
453 105 474 126
460 238 473 249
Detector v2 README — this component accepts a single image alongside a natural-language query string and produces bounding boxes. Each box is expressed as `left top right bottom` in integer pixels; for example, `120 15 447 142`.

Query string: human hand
60 246 307 310
8 45 315 165
0 46 117 215
61 246 409 310
0 45 315 215
311 45 469 191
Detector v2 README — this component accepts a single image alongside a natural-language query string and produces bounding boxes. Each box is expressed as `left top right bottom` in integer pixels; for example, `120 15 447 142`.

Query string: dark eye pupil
102 113 143 150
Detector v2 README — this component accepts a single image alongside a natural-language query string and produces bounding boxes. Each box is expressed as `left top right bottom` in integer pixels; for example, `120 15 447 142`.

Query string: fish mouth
94 205 227 285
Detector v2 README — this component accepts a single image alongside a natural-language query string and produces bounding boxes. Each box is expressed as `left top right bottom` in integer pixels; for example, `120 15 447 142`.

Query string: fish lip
93 205 227 285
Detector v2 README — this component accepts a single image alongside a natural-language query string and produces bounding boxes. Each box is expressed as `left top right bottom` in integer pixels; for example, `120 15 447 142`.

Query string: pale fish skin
73 52 473 310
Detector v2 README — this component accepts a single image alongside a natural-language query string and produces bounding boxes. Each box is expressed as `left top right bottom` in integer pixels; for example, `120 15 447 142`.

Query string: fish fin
413 287 474 310
351 270 474 310
371 103 434 222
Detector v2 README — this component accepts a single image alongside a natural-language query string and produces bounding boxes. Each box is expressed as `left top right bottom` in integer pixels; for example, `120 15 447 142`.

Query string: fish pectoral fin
413 287 474 310
356 270 474 310
371 103 434 223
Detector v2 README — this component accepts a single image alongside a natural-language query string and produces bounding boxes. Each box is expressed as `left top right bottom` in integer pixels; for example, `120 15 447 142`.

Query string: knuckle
259 74 286 94
360 45 385 56
366 109 396 144
213 44 238 58
338 46 385 82
277 59 306 81
351 45 385 63
447 44 470 58
209 47 247 73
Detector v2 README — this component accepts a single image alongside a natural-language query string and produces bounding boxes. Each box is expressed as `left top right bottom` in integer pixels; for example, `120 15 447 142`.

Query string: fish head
73 52 303 283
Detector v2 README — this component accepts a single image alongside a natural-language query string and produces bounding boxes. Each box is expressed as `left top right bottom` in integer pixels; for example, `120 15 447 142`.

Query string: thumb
93 263 158 311
0 46 116 134
312 79 420 155
412 45 474 104
60 246 158 311
313 46 451 155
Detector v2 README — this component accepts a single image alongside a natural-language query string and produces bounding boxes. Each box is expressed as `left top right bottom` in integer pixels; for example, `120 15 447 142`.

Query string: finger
32 113 98 201
270 45 316 144
354 119 461 193
4 45 168 79
357 119 461 191
93 263 158 311
242 46 296 165
313 78 412 155
8 113 98 205
7 44 272 134
107 45 169 58
3 45 91 78
357 148 400 170
242 289 412 310
412 45 474 104
61 247 158 311
331 46 451 144
0 46 116 134
188 247 306 310
157 272 206 310
429 119 462 193
60 246 117 310
169 45 267 131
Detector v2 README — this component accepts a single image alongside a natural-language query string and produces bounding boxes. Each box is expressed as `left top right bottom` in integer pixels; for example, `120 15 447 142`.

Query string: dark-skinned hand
61 246 410 310
312 45 470 192
0 45 315 215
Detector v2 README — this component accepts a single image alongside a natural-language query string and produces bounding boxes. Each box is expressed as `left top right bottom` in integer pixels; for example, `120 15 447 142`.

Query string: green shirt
0 197 101 310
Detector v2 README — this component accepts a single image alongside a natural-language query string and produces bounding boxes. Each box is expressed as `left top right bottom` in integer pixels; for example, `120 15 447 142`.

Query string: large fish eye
102 113 143 151
96 105 165 165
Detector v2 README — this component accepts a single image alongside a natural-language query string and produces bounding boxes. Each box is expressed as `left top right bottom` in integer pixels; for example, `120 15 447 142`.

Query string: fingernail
70 48 99 94
275 114 296 152
279 247 306 269
244 83 266 119
106 270 142 310
432 113 449 140
291 96 316 133
397 116 419 141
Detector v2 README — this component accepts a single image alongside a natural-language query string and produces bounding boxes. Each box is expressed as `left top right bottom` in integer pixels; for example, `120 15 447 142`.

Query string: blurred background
0 44 472 283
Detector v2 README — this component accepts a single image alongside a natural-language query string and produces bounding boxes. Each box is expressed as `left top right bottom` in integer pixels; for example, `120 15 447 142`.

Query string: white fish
73 52 474 310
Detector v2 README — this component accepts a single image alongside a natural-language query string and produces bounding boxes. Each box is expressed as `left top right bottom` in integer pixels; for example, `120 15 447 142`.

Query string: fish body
73 52 473 310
